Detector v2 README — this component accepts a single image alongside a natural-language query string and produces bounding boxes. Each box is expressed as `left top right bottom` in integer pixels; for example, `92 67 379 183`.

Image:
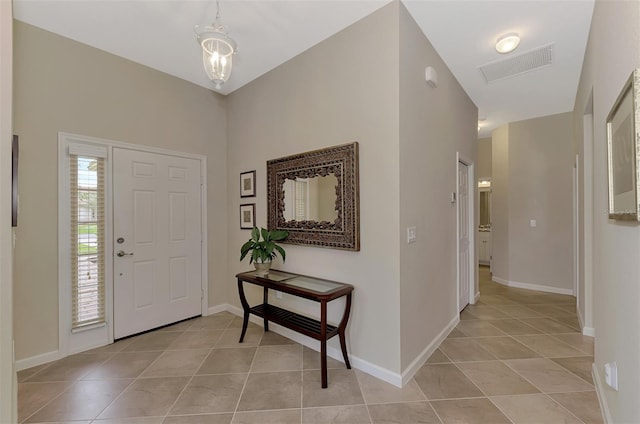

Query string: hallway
17 267 601 423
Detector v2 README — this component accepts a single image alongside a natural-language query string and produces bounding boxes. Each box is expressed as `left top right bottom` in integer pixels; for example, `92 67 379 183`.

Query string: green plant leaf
240 227 288 266
274 244 286 262
270 230 289 241
240 240 254 261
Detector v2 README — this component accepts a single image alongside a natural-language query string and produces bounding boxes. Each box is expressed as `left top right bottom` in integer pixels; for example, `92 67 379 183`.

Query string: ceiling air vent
479 43 554 83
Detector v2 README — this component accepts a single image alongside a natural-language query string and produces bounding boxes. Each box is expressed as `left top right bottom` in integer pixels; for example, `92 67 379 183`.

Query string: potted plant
240 227 289 275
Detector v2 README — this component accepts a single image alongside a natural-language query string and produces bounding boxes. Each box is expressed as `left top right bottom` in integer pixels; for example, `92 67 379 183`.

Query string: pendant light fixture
195 0 237 90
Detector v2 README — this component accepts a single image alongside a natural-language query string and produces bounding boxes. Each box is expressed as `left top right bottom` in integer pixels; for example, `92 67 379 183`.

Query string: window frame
58 136 113 356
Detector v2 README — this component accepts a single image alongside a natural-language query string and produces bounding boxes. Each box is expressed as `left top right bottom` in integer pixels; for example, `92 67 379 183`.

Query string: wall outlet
605 362 618 391
276 291 283 299
530 219 537 228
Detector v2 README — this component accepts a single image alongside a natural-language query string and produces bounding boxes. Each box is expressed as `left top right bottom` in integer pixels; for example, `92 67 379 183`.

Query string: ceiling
13 0 594 138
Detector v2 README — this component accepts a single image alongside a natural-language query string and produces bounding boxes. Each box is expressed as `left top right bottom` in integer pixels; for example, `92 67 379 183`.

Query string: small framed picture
606 69 640 221
240 170 256 198
240 203 256 229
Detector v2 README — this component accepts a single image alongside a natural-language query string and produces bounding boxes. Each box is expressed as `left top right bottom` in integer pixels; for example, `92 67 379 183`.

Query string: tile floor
18 267 602 423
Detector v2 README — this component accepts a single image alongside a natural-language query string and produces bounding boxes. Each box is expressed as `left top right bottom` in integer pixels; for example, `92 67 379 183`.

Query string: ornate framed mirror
267 142 360 251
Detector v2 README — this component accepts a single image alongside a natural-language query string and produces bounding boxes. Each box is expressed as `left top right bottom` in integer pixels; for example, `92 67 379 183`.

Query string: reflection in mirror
283 175 338 223
478 179 491 230
479 190 491 227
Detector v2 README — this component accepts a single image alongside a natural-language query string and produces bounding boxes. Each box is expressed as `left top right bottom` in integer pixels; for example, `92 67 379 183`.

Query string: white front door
113 148 202 339
458 161 470 312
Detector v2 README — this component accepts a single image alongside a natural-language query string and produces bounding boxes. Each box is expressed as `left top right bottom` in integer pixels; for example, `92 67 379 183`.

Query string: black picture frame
240 170 256 198
12 135 18 227
240 203 256 229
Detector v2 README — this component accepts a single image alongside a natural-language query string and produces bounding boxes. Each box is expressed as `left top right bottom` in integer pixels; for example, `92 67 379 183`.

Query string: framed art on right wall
607 69 640 221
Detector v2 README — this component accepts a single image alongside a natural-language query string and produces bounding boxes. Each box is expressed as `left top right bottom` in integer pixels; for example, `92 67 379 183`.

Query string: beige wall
491 125 509 280
507 113 574 290
0 2 16 421
573 0 640 421
12 22 228 361
491 113 574 292
477 137 492 179
398 4 477 369
226 4 402 373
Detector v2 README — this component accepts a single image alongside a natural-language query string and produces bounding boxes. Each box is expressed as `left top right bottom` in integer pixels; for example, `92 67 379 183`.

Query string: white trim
59 132 206 161
400 314 459 387
223 304 404 387
58 132 208 359
0 3 15 420
456 153 476 313
582 104 594 332
573 157 579 297
207 304 227 316
57 136 72 359
474 291 481 303
576 304 595 336
592 363 613 423
200 157 209 315
491 275 574 296
15 350 60 372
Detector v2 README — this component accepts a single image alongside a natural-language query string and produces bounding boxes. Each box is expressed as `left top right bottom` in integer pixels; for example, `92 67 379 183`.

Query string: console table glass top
243 270 346 293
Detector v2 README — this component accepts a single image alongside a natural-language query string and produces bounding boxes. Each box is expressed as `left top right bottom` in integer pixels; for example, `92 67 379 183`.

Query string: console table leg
237 278 250 343
338 293 352 369
263 287 269 332
320 300 328 388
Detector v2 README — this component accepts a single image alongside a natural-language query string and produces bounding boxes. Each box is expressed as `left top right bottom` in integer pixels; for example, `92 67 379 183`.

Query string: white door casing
113 148 202 339
458 160 471 312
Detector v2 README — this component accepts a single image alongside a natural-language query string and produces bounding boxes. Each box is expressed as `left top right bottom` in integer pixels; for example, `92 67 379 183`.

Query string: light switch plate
407 227 417 243
530 219 537 228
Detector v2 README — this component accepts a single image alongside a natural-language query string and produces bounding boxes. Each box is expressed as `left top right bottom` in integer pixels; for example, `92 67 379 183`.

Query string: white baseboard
576 306 595 337
592 362 612 423
16 350 60 372
223 304 404 387
474 291 481 303
207 304 227 316
400 314 459 387
492 276 574 296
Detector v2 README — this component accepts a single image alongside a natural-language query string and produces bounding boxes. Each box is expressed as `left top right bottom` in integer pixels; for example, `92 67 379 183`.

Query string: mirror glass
283 175 339 223
479 191 491 227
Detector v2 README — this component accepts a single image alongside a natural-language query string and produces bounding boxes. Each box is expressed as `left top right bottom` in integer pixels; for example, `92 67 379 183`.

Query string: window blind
70 155 106 329
295 180 307 221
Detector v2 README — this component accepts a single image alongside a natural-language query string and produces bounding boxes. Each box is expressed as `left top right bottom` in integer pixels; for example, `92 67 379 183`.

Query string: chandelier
195 0 237 90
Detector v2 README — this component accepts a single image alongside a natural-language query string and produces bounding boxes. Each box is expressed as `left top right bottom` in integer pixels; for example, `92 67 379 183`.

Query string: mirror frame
267 142 360 251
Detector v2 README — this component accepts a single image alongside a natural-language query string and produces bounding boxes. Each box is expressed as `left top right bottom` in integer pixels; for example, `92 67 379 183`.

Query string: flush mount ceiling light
195 0 237 90
495 33 520 54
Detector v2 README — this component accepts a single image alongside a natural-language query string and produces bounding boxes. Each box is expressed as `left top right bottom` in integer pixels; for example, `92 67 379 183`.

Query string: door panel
458 162 470 312
113 148 202 339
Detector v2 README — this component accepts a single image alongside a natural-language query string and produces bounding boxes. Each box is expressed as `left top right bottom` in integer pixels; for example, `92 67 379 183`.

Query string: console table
236 270 354 388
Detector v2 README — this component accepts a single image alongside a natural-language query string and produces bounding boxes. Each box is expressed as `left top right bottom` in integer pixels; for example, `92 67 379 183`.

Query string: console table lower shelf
236 270 354 388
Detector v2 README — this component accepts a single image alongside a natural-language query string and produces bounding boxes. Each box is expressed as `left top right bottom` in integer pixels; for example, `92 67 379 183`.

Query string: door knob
116 250 134 257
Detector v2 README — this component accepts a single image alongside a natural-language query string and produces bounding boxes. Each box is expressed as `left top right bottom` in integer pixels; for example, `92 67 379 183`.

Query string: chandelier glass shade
195 7 237 90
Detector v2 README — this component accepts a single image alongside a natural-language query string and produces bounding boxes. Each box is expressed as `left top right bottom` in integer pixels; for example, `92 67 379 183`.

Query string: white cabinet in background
478 230 491 265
